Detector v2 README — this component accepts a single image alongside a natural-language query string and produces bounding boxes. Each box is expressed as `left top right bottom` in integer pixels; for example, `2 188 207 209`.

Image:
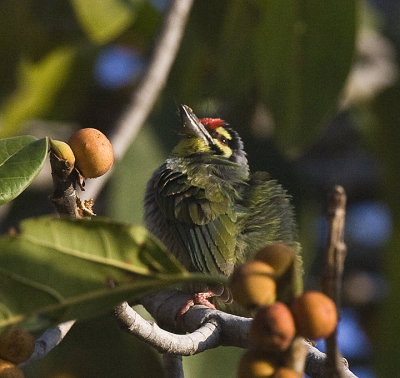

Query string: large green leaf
0 47 75 138
0 137 48 205
70 0 142 44
0 216 220 331
216 0 356 156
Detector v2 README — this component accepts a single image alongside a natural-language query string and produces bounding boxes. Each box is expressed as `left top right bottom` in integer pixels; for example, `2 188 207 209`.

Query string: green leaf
0 216 222 331
0 47 75 138
0 137 48 205
70 0 142 44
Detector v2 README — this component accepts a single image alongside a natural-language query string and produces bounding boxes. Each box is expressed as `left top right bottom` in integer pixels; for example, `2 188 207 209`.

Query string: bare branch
322 185 348 377
112 290 357 377
163 354 184 378
49 151 80 217
115 302 222 355
84 0 194 200
303 340 357 378
22 320 75 365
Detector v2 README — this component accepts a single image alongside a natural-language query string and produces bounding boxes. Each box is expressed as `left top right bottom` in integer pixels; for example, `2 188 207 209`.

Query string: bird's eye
217 134 228 145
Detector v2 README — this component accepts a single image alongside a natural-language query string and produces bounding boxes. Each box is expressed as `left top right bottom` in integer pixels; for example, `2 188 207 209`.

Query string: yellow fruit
291 291 337 340
254 243 295 277
49 139 76 167
249 302 296 353
0 359 24 378
237 350 275 378
0 328 34 365
230 261 276 309
273 367 301 377
68 128 114 178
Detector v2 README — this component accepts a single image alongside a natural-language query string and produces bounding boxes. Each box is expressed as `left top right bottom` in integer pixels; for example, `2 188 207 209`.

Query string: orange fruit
291 291 337 340
230 261 276 309
249 302 296 352
68 128 114 178
254 243 295 277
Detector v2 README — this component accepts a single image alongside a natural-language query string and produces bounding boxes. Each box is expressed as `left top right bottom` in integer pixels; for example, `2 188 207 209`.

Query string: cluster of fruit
0 328 35 378
50 128 114 179
229 243 338 378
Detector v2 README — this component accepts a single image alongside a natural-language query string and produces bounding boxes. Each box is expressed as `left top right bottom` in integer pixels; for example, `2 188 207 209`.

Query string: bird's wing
240 171 302 300
154 166 239 275
240 171 298 253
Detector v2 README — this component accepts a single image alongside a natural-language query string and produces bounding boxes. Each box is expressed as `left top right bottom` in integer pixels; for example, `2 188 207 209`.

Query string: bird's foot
176 291 216 320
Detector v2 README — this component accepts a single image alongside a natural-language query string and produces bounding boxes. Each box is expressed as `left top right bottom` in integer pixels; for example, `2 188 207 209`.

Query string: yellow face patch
213 140 232 158
215 127 232 140
172 137 210 157
212 126 232 157
172 125 233 158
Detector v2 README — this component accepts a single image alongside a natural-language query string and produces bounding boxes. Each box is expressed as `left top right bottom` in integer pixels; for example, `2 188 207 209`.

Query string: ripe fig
249 302 296 353
68 128 114 178
254 243 295 277
291 291 337 340
237 350 275 378
0 328 34 365
0 359 24 378
230 261 276 309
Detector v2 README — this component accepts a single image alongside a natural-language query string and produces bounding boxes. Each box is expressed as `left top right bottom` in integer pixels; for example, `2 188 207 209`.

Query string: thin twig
21 320 75 365
303 340 356 378
322 185 348 377
49 151 80 217
83 0 195 200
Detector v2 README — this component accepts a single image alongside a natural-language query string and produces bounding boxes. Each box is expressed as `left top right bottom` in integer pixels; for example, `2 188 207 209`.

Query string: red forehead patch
199 118 225 130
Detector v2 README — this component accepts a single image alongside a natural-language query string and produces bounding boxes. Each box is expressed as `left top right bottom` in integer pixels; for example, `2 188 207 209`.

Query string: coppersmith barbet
144 105 302 312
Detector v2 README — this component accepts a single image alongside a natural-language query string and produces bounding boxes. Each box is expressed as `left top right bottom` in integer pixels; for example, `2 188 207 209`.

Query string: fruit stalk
49 143 81 218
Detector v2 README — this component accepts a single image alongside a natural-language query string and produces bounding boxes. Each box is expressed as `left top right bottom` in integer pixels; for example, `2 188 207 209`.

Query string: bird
144 104 302 314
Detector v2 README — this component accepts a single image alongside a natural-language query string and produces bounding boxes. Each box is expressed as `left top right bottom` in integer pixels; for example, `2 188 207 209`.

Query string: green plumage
144 105 302 308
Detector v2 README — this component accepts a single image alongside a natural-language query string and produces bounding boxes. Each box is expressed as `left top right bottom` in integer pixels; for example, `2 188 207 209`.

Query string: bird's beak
179 104 213 146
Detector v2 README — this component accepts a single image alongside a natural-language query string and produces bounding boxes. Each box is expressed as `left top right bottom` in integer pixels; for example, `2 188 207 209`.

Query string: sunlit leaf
70 0 142 44
0 47 75 138
0 137 48 205
0 216 222 331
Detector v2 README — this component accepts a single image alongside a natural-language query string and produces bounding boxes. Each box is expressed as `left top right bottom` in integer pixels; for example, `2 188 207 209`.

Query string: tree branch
112 290 357 377
49 151 80 217
22 320 75 365
322 185 348 377
83 0 194 200
163 354 184 378
115 302 222 355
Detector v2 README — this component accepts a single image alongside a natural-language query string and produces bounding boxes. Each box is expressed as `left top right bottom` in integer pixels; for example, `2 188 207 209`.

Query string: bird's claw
175 291 216 320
